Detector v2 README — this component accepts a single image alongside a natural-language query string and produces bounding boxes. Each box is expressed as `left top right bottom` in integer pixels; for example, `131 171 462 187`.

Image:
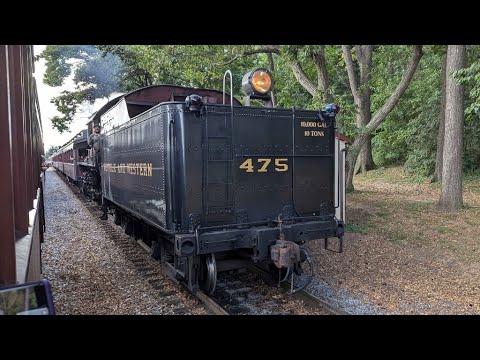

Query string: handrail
222 70 233 112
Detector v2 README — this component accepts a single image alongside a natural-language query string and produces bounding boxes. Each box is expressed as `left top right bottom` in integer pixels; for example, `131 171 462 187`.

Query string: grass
465 218 477 226
405 201 432 212
437 225 454 234
464 174 480 194
356 166 427 185
383 228 408 244
345 223 370 234
347 166 480 261
356 166 480 194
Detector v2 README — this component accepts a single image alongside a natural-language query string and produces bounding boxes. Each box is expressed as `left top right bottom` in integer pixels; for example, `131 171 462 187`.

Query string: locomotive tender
52 69 346 294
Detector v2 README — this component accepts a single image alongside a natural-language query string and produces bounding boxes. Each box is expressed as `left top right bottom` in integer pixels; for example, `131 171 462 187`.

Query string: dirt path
310 167 480 314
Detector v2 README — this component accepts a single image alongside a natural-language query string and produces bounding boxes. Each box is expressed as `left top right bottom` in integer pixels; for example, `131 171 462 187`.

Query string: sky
33 45 121 151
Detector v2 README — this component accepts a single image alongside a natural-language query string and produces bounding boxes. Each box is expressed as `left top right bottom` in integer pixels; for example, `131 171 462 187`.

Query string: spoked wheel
198 253 217 294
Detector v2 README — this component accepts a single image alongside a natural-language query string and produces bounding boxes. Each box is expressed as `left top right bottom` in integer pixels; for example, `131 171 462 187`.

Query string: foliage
453 47 480 173
45 145 60 158
39 44 480 177
369 46 441 176
38 45 123 133
99 45 261 96
273 54 312 109
273 46 355 132
454 53 480 120
463 115 480 173
370 45 480 176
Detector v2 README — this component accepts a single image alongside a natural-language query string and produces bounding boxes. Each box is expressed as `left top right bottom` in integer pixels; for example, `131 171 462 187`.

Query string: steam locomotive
51 68 346 294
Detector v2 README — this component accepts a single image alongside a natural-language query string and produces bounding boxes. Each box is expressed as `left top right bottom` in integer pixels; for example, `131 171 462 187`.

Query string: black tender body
101 101 341 260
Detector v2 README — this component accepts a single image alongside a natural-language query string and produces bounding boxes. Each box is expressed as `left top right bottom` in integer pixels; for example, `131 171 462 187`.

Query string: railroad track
208 267 347 315
249 266 348 315
294 289 348 315
59 171 346 316
194 289 230 315
58 172 225 315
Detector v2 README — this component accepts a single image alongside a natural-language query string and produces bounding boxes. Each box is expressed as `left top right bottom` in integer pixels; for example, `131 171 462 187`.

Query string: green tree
99 45 262 95
453 46 480 174
45 145 60 159
41 44 434 188
38 45 123 133
371 46 443 177
371 45 480 179
229 45 422 192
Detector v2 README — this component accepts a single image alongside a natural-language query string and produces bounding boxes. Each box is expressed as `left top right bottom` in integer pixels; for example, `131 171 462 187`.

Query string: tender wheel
198 254 217 294
114 209 122 225
121 216 133 236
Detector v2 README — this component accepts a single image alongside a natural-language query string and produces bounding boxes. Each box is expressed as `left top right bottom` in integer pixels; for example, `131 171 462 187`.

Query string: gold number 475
239 158 288 173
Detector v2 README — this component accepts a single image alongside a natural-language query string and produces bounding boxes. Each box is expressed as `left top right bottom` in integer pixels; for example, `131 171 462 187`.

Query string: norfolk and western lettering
103 163 153 177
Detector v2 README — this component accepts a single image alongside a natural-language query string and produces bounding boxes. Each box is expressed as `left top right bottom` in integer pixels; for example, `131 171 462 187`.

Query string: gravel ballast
42 169 206 315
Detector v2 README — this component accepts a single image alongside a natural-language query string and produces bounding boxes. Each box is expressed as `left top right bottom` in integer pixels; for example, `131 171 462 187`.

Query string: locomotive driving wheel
198 253 217 294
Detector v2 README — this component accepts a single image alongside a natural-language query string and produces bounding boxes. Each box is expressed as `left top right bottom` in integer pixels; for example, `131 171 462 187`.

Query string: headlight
185 94 203 111
242 68 274 96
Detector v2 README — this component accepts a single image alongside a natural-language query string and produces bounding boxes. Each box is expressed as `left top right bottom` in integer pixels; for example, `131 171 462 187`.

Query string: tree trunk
439 45 466 211
346 147 358 193
345 45 423 192
354 100 375 174
312 47 332 102
289 62 317 96
356 91 376 173
358 136 376 172
356 45 376 173
288 48 332 106
432 53 447 182
267 52 276 107
343 45 376 176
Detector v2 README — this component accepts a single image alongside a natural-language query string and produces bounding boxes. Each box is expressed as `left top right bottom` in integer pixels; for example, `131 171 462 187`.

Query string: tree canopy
38 45 123 132
39 44 480 185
